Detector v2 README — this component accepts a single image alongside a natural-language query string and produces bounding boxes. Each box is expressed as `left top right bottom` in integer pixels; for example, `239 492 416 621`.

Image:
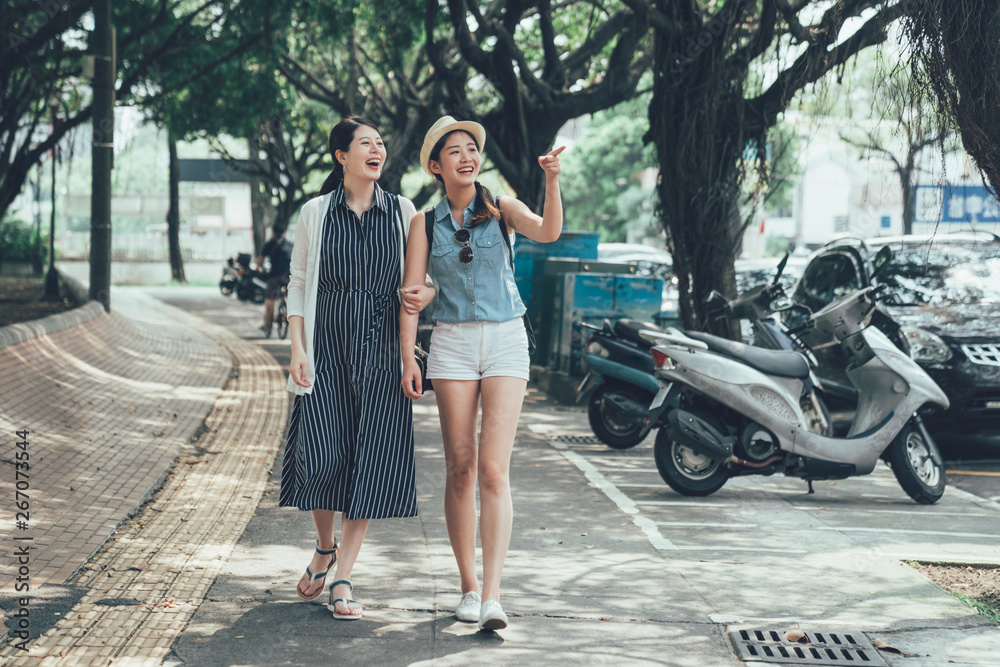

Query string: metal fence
60 230 255 261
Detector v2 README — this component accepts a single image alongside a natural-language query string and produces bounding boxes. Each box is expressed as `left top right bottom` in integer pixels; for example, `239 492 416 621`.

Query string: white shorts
427 318 530 381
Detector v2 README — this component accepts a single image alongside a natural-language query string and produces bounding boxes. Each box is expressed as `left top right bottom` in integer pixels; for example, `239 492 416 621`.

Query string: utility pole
90 0 114 311
43 104 61 301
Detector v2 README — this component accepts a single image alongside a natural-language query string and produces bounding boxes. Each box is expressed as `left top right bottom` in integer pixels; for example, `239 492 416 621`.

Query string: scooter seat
613 318 668 349
685 331 810 379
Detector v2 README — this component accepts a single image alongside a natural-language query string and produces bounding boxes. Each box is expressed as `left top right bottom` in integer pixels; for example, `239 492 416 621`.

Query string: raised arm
502 146 565 243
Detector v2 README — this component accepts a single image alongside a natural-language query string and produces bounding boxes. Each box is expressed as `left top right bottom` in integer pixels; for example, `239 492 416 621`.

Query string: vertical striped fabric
279 184 417 519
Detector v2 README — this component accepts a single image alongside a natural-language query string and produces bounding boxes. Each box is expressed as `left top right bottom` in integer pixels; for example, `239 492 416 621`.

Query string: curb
0 268 103 351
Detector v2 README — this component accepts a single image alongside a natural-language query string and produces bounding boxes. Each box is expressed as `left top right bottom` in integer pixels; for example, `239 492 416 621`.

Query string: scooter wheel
587 383 654 450
885 420 946 505
220 281 236 296
654 423 729 496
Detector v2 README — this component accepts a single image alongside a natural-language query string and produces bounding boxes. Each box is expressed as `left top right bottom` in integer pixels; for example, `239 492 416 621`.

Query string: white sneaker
478 599 508 631
455 591 481 622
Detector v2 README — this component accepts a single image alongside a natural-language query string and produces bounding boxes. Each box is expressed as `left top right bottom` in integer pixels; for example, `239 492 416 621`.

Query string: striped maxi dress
279 185 417 519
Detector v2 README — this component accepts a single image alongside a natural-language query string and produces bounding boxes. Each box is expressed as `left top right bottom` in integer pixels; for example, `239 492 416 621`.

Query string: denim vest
427 195 526 323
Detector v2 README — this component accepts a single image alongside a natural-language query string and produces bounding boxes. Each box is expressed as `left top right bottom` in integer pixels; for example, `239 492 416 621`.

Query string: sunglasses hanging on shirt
454 228 474 264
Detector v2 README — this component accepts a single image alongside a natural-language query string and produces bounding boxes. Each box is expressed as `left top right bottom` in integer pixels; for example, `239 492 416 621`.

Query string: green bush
0 217 46 263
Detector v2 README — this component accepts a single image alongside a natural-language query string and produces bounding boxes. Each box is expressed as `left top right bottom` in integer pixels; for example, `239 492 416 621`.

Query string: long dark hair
429 130 500 227
318 116 380 196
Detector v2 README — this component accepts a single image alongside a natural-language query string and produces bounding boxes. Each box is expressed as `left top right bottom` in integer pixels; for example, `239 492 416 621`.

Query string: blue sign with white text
914 185 1000 224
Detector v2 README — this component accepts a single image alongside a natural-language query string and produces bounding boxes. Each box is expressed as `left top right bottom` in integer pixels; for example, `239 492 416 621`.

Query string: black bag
423 207 536 355
496 214 536 355
414 343 432 393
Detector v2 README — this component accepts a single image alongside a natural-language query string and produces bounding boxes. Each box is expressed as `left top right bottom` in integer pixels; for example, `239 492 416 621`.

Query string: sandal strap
331 598 358 605
303 565 329 582
315 540 338 556
329 578 352 591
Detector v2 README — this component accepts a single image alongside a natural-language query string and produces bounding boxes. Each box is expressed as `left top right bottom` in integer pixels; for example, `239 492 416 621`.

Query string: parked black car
789 233 1000 433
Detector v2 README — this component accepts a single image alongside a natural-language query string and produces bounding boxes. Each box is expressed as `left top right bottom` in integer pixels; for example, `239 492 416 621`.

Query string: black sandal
295 541 338 601
327 578 363 620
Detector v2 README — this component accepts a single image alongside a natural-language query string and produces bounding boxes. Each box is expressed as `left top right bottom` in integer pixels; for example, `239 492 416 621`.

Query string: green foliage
0 218 45 263
560 94 657 242
954 593 1000 625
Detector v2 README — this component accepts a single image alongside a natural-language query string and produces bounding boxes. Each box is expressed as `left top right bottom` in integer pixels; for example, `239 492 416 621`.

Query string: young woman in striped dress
281 116 433 620
399 116 564 630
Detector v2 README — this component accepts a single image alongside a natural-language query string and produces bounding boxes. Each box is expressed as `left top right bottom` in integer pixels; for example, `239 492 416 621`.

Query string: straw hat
420 116 487 177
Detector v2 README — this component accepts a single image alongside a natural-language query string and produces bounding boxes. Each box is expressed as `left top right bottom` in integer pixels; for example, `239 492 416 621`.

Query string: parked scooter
643 246 949 504
219 252 267 304
578 318 667 449
578 255 824 450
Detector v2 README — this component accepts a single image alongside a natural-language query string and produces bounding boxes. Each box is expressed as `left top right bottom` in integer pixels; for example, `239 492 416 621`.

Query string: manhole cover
548 435 604 444
727 627 887 666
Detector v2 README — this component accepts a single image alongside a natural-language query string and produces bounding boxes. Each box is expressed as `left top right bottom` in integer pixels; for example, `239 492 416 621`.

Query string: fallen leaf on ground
785 630 807 643
874 639 917 656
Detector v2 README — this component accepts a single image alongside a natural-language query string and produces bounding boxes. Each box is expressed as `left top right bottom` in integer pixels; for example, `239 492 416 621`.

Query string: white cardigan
285 191 417 395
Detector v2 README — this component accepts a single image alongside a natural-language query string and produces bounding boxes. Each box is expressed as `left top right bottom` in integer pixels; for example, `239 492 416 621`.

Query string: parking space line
947 469 1000 477
549 442 677 550
595 467 660 474
636 500 738 507
816 526 998 539
793 507 994 517
656 521 758 528
614 482 668 488
673 545 809 553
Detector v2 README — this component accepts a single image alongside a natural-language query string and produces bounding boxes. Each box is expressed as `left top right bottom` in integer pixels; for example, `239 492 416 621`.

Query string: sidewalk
2 290 1000 666
0 290 287 665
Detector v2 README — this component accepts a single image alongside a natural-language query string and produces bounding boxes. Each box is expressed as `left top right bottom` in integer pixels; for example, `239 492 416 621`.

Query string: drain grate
728 627 887 666
548 434 604 445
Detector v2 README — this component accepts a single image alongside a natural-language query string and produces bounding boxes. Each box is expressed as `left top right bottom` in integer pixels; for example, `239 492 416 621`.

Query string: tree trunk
649 23 743 336
166 132 186 283
247 139 268 255
900 165 915 235
89 0 113 311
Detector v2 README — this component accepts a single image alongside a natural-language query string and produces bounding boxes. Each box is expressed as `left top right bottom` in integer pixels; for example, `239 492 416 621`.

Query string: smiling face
429 131 481 186
336 126 386 183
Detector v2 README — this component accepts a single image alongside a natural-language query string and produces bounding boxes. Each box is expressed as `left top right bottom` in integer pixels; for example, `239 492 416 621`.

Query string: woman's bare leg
435 379 483 595
478 376 526 602
330 516 370 616
297 509 337 598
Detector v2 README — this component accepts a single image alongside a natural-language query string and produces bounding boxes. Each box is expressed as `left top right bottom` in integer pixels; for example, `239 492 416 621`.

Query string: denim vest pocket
430 242 457 281
475 234 504 269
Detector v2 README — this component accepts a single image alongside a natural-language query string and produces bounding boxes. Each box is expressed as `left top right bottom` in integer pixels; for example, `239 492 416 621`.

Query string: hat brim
421 120 487 178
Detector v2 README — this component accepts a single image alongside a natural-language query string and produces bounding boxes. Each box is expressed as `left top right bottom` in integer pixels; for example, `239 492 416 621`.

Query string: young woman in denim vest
399 116 564 630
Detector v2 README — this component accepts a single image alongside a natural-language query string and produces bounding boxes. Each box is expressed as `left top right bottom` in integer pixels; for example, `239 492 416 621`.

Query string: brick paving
0 292 288 665
0 293 231 592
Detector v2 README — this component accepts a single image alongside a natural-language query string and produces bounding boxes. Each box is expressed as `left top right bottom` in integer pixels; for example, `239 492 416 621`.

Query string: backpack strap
424 208 435 248
495 198 515 269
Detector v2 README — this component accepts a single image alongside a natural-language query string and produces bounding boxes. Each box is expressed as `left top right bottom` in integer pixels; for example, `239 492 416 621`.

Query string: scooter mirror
772 251 790 285
871 245 893 280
